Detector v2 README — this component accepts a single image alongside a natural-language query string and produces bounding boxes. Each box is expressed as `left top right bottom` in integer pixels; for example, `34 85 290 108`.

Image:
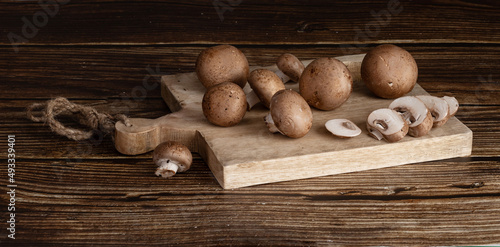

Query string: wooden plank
6 158 500 245
1 1 500 45
1 45 499 103
114 54 473 189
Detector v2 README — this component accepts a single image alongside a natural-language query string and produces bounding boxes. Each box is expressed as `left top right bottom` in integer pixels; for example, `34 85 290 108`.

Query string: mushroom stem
264 113 281 134
155 160 180 178
246 90 261 110
274 69 291 83
367 127 384 141
242 83 260 110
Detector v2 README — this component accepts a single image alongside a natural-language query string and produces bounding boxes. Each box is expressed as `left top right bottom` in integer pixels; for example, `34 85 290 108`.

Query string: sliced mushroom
415 95 450 127
389 96 433 137
366 108 409 142
246 69 286 110
325 119 361 138
275 53 305 83
264 89 313 138
442 96 459 117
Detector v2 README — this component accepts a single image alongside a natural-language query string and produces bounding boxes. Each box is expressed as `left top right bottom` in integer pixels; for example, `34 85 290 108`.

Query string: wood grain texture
1 0 500 45
1 45 499 104
1 0 500 245
1 158 499 245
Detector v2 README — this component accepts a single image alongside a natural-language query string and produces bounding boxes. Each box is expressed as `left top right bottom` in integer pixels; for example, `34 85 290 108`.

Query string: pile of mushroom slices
367 95 459 143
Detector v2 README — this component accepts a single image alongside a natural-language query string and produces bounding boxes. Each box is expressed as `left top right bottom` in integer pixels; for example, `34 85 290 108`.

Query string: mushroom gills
415 95 450 127
325 119 361 138
389 96 433 137
366 108 409 142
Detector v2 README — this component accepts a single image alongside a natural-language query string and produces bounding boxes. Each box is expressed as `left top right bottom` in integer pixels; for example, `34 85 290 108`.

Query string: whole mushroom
275 53 305 83
361 44 418 98
264 89 313 138
196 45 249 88
202 82 247 127
366 108 409 142
246 69 286 109
153 141 193 178
299 57 353 111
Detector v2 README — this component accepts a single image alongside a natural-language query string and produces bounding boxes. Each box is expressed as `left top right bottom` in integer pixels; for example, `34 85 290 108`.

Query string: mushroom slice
325 119 361 138
415 95 450 127
246 69 286 110
442 96 459 117
366 108 409 142
389 96 433 137
275 53 305 83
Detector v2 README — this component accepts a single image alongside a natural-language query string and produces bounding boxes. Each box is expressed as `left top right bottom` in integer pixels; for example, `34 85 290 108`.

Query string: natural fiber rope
26 97 131 141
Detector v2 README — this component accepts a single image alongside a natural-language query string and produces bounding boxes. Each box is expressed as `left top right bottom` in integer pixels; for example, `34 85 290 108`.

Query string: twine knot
26 97 131 141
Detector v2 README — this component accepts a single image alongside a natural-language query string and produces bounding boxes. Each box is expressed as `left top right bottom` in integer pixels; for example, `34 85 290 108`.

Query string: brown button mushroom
153 141 193 178
366 108 409 142
202 82 247 127
325 119 362 138
415 95 451 127
264 89 313 138
389 96 433 137
195 45 249 88
246 69 286 109
361 44 418 99
299 57 353 111
276 53 305 83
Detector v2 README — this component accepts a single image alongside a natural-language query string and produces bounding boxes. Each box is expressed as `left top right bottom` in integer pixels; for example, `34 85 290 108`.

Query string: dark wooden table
1 1 499 245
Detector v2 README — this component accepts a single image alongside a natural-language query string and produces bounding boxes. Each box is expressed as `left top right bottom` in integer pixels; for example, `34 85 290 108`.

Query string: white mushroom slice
366 108 409 142
442 96 459 117
389 96 433 137
415 95 450 127
325 119 361 138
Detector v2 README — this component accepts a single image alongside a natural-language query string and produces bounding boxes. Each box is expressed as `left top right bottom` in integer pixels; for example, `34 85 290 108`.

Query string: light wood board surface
115 54 472 189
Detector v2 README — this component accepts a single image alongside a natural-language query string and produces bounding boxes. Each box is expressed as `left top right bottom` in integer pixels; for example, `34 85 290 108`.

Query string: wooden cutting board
114 54 472 189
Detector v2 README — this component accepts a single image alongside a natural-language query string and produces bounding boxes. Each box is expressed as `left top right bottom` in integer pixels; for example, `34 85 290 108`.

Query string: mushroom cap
389 96 433 137
325 119 362 138
415 95 450 127
361 44 418 99
270 89 313 138
195 45 249 88
367 108 409 142
248 69 286 108
276 53 305 82
153 141 193 173
202 82 247 127
299 57 353 110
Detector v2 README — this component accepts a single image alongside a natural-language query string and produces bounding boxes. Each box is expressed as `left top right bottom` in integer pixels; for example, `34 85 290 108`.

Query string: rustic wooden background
1 0 499 245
